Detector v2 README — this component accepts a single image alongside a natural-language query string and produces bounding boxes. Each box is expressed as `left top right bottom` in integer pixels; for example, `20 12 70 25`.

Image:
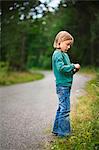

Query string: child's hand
73 64 80 73
74 64 80 70
73 68 79 73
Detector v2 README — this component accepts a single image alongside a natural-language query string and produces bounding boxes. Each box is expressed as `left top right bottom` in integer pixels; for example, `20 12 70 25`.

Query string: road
0 71 91 150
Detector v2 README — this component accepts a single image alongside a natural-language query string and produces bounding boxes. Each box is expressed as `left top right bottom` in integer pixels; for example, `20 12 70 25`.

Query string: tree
1 0 99 71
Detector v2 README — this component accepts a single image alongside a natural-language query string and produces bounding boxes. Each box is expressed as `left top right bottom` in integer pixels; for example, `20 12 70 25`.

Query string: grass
0 71 44 86
0 61 44 86
79 66 99 75
49 70 99 150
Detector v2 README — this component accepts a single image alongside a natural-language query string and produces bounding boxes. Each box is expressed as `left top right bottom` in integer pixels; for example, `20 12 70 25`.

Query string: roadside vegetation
0 62 44 86
50 69 99 150
79 66 99 75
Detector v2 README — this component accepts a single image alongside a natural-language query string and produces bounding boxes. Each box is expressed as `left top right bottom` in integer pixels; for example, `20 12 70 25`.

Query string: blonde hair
53 31 74 49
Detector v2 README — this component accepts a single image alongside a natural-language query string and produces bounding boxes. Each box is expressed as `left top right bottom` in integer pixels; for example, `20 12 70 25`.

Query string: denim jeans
52 85 71 137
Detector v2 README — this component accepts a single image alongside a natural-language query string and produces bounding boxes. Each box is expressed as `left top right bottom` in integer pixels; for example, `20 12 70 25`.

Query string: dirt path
0 71 91 150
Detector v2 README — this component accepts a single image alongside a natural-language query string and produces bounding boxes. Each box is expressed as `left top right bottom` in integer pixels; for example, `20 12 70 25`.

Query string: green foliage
0 61 9 83
1 1 99 71
0 61 44 85
79 66 99 75
0 61 9 73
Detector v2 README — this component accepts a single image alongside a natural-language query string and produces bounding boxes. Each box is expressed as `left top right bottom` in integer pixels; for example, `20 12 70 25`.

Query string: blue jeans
52 85 71 137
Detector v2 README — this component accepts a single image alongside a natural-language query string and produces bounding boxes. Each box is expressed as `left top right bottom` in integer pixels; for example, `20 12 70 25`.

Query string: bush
0 61 9 73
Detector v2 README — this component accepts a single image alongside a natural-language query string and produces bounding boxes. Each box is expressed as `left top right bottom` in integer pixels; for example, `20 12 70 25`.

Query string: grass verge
79 66 99 75
0 71 44 86
50 72 99 150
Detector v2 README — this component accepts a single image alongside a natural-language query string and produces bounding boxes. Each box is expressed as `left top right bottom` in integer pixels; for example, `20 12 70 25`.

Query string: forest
1 0 99 71
0 1 99 149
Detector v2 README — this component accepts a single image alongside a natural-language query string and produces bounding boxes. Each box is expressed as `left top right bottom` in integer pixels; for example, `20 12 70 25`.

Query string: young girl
52 31 80 137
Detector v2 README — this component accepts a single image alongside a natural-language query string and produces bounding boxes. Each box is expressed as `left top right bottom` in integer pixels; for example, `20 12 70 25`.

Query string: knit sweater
52 49 75 87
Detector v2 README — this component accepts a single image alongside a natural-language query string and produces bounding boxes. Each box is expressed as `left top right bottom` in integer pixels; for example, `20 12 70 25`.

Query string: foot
58 132 72 138
52 132 58 136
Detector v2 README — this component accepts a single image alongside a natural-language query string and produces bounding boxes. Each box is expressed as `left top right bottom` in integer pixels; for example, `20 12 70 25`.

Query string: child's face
59 40 72 52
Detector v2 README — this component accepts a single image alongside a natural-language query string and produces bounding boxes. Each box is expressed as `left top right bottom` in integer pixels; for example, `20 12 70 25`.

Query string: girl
52 31 80 137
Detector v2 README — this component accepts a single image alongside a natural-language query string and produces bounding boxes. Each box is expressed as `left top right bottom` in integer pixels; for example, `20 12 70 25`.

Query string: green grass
79 66 99 74
50 71 99 150
0 71 44 85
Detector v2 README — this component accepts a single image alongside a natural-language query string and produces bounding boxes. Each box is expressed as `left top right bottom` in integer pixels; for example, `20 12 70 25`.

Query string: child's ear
57 43 60 48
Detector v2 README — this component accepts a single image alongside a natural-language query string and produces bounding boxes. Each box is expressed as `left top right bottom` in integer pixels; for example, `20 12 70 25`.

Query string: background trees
1 0 99 71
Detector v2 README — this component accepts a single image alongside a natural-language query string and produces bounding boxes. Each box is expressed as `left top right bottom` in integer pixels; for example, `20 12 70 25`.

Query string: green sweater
52 49 75 87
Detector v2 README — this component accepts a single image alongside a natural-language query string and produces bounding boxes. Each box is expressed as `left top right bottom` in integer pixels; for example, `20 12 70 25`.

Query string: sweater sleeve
55 53 75 73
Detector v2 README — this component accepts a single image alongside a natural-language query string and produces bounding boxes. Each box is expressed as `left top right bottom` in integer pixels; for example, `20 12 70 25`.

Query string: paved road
0 71 91 150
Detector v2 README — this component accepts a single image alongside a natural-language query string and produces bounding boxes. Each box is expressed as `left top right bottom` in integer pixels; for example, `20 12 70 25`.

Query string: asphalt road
0 71 91 150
